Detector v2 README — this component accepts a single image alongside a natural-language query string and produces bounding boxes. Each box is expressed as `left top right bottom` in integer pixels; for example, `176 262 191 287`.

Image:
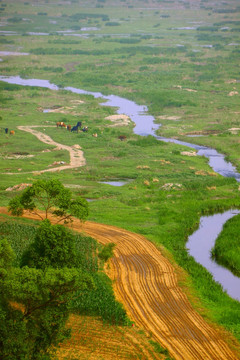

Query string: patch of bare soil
181 151 197 156
228 91 238 96
105 114 131 127
184 130 220 136
174 85 197 93
229 128 240 134
158 115 181 121
5 183 32 191
1 208 239 360
15 125 86 173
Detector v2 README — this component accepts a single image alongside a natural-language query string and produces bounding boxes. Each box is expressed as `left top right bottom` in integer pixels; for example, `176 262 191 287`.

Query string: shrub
98 243 115 262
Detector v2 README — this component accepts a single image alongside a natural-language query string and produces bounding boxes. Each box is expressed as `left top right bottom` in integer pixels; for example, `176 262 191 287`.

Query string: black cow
71 121 82 132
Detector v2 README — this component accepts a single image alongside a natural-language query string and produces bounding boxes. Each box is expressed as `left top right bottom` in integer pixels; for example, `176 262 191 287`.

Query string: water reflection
99 180 132 186
186 210 240 301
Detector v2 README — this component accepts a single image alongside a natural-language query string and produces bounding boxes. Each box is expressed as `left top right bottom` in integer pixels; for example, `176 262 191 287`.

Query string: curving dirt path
16 125 86 173
80 221 240 360
1 207 239 360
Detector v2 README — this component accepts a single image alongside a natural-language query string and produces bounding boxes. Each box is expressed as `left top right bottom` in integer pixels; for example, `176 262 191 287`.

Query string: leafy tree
8 179 89 223
0 237 94 360
21 219 77 269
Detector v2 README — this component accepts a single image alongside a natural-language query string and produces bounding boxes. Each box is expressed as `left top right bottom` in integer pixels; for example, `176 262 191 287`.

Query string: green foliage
0 227 94 360
128 135 162 147
0 222 37 266
149 340 173 358
7 16 22 23
8 179 89 224
98 242 115 262
211 214 240 276
0 238 15 274
0 219 127 328
69 12 109 21
105 22 120 26
20 219 77 269
74 234 99 272
72 272 128 325
0 220 99 272
0 37 14 44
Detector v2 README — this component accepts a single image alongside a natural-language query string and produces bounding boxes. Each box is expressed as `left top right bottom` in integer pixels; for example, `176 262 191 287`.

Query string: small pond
99 179 132 187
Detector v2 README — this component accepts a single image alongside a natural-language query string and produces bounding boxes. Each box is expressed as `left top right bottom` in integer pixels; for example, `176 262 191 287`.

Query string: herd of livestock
3 121 127 141
56 121 97 136
56 121 88 132
2 121 97 138
3 128 15 135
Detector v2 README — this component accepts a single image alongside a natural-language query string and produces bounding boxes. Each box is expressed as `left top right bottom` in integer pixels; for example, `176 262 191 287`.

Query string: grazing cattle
67 125 71 131
118 135 127 141
10 130 15 135
92 133 98 138
56 121 66 128
71 121 82 132
5 128 8 134
71 125 79 132
82 126 88 132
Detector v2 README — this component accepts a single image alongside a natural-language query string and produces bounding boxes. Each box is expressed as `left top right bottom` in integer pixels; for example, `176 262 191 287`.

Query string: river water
186 210 240 301
0 75 239 300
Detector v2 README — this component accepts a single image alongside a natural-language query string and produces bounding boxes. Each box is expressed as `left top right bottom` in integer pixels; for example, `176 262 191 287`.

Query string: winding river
1 75 240 301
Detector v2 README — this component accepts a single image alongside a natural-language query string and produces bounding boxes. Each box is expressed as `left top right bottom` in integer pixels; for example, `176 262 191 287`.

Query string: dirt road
17 125 86 173
81 221 239 360
1 208 239 360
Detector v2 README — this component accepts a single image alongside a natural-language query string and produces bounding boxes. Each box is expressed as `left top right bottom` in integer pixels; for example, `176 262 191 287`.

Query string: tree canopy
21 219 78 269
8 179 89 223
0 220 94 360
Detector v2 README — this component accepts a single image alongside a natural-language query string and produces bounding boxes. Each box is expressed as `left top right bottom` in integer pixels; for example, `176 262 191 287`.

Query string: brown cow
56 122 66 128
10 130 15 135
118 135 126 141
67 125 71 131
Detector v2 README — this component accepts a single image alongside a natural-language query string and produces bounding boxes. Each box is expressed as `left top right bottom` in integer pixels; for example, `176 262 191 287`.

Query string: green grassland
1 0 240 348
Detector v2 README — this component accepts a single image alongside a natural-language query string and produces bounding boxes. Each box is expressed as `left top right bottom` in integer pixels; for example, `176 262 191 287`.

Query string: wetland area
0 0 240 359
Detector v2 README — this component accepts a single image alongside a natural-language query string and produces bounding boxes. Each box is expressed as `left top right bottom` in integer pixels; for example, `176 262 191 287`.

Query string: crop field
0 0 240 359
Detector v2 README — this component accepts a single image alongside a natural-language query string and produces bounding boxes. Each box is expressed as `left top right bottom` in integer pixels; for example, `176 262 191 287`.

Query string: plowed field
1 208 239 360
